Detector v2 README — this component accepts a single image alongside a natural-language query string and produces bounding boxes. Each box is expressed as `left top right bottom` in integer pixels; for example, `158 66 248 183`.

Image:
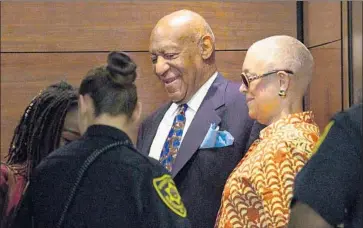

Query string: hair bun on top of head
45 81 74 94
56 80 74 90
106 51 137 85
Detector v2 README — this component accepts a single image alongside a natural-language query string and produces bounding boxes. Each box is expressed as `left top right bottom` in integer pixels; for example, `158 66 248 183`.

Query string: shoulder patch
152 174 187 218
313 120 335 154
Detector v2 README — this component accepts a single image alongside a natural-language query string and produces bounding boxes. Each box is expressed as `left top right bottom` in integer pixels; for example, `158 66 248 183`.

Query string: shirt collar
168 71 218 116
260 111 315 139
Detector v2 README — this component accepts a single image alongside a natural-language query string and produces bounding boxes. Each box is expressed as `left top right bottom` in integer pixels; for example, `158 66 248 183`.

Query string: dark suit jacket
137 74 263 228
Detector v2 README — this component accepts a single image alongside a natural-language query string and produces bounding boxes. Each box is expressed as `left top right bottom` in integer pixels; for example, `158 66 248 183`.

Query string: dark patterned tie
159 104 188 172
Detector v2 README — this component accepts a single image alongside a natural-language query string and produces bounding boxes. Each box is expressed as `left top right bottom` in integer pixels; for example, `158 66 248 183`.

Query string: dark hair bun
106 51 137 85
57 80 74 90
46 81 74 92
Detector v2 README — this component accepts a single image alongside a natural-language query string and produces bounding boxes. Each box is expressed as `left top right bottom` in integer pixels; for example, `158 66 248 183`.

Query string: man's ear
131 101 142 125
200 35 214 60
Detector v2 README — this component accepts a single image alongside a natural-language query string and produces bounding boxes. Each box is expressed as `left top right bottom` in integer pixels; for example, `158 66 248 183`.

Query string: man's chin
169 92 187 104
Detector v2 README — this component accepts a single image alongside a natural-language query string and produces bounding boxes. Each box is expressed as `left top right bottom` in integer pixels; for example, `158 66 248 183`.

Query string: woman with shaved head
215 35 320 228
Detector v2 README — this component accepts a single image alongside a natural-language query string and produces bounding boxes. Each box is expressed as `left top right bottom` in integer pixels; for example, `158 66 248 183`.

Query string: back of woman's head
79 51 138 118
7 81 78 175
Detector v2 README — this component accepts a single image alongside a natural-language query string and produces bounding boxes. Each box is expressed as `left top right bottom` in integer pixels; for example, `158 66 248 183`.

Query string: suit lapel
172 74 227 177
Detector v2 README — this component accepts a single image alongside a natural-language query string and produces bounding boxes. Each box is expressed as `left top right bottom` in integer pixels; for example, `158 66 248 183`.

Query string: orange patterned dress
215 112 320 228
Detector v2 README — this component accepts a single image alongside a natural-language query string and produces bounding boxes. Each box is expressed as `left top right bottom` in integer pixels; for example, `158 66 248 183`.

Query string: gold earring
278 90 286 97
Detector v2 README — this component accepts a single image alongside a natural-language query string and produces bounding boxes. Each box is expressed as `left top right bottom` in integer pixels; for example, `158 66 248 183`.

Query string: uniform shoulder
331 104 362 140
333 104 362 127
116 151 189 221
46 139 85 159
114 146 167 175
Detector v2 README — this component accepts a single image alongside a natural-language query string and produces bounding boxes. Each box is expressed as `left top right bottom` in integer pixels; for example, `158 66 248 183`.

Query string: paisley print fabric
215 112 320 228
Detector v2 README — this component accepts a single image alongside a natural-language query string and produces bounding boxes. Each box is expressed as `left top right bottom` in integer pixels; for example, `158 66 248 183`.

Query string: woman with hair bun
15 52 190 228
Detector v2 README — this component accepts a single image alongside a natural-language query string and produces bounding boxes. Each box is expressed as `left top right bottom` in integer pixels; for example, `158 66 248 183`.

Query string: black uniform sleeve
292 111 362 226
136 166 191 228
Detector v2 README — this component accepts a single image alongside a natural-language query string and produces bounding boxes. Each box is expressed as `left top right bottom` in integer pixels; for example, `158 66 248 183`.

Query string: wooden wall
303 2 344 129
2 2 349 160
351 1 363 104
1 1 297 159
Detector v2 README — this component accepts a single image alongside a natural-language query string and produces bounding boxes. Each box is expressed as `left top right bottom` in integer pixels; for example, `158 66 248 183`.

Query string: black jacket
292 103 363 228
15 125 190 228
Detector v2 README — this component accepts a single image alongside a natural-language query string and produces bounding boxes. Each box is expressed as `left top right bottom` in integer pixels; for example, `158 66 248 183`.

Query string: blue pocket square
200 123 234 149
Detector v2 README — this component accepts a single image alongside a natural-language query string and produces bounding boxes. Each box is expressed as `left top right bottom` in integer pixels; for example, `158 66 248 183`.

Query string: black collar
83 124 132 143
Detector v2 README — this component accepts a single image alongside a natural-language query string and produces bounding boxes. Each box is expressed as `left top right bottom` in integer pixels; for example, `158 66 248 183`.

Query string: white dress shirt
149 72 218 160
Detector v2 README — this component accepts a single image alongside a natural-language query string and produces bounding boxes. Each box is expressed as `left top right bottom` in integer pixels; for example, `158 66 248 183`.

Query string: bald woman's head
149 10 217 104
244 35 314 94
240 35 314 125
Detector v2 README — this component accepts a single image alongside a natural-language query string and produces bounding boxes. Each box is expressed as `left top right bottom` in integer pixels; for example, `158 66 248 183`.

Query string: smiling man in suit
137 10 262 228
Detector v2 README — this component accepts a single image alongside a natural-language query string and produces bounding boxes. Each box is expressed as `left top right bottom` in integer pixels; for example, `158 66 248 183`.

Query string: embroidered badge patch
153 174 187 218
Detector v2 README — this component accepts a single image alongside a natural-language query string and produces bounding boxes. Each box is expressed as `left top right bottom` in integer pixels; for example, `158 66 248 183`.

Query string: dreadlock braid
6 81 78 177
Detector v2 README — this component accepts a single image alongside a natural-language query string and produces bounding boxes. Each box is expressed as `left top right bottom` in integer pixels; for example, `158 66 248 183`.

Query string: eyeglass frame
240 70 294 89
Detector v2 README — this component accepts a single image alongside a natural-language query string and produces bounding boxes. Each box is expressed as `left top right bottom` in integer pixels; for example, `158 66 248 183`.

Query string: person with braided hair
0 81 80 228
14 51 190 228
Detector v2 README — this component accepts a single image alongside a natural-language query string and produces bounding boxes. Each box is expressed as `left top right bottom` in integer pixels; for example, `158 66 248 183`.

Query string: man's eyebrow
150 44 180 53
62 128 80 136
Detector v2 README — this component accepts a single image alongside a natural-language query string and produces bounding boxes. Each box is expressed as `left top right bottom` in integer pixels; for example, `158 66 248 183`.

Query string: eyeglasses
241 70 294 89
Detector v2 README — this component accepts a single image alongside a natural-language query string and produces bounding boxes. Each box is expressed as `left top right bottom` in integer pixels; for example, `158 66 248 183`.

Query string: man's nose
154 56 170 76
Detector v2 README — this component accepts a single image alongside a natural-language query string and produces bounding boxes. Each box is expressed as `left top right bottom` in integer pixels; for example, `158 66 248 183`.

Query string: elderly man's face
240 51 281 125
149 26 202 104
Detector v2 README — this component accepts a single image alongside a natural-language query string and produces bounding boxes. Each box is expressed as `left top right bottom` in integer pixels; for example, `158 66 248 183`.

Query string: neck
178 65 217 105
92 113 131 135
267 98 303 125
198 64 217 88
204 64 217 79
